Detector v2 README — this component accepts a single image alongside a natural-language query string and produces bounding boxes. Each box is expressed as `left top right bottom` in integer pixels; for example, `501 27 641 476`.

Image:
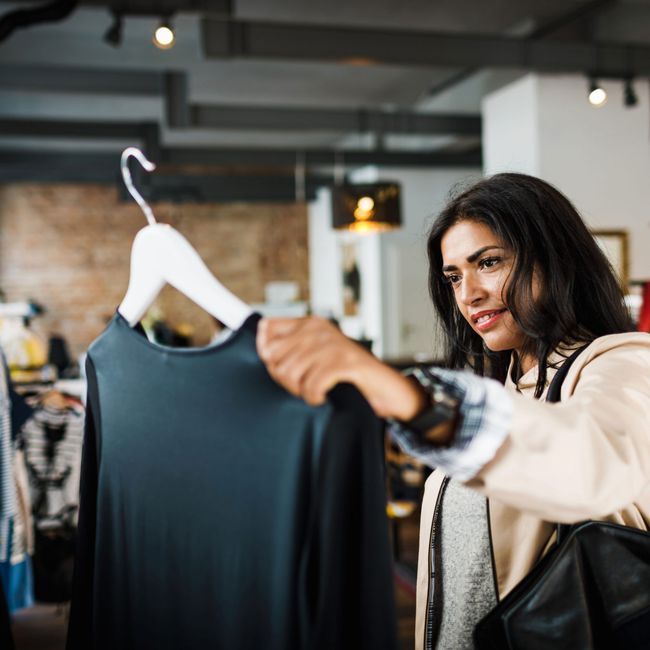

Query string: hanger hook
120 147 157 226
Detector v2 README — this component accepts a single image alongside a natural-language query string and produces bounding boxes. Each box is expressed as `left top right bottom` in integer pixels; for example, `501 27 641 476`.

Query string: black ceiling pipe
0 0 79 43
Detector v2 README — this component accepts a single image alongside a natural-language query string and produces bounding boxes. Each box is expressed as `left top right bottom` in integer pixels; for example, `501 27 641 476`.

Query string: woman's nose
459 274 487 306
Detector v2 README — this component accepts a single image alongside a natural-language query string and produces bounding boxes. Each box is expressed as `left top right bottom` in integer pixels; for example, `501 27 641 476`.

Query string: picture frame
591 230 629 288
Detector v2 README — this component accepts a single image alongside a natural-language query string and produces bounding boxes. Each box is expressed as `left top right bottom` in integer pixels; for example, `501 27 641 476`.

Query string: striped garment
23 403 84 523
0 353 16 562
389 366 513 481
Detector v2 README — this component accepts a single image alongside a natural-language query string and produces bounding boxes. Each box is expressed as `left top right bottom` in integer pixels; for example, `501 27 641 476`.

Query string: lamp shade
332 182 402 233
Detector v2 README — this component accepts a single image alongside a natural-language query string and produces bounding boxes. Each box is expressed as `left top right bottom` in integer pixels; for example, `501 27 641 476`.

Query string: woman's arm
259 320 650 522
468 335 650 522
257 316 429 421
256 317 506 473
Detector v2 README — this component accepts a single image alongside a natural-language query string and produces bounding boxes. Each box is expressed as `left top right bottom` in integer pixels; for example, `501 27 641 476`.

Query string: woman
256 173 650 649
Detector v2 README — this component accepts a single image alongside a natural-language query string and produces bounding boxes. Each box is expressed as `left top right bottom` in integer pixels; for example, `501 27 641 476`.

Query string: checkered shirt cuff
388 367 513 481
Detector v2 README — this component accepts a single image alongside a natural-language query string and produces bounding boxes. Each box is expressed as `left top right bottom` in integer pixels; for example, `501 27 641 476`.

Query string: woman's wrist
350 355 429 421
398 369 461 446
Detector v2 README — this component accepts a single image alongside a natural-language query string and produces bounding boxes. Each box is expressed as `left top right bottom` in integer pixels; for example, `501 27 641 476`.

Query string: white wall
308 167 481 359
482 74 540 176
483 72 650 280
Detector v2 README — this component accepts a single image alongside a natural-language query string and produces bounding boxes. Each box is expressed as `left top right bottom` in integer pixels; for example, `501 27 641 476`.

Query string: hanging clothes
638 282 650 332
67 312 397 650
0 349 15 646
0 350 34 613
22 394 83 603
23 400 84 523
0 357 16 561
0 519 34 612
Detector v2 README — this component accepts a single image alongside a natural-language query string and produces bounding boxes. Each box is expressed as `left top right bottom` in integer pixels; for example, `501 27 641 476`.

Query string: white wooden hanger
117 147 253 331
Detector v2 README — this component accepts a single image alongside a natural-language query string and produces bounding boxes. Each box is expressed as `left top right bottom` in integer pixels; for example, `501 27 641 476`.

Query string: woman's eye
444 274 461 285
479 257 501 270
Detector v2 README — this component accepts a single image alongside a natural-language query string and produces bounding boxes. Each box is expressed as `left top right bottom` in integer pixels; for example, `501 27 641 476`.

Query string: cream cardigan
415 332 650 650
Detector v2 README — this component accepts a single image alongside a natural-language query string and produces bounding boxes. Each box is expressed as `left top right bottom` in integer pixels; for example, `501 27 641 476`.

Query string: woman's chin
478 332 519 353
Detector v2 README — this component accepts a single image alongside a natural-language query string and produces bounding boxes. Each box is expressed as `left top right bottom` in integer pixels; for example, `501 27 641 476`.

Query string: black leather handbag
474 345 650 650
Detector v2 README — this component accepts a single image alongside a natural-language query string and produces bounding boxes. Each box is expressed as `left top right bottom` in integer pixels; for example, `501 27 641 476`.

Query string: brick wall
0 184 309 360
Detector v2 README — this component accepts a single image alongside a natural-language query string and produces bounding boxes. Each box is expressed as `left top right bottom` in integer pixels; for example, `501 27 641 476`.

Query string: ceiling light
624 78 638 108
332 183 402 233
354 196 375 221
104 10 123 47
153 19 175 49
588 79 607 107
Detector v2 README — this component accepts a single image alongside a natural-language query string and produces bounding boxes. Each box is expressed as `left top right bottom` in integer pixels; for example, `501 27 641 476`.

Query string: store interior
2 1 650 649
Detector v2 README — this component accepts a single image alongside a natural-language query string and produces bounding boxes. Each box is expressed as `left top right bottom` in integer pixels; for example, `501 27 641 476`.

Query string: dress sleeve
304 384 398 650
388 367 513 482
66 357 100 650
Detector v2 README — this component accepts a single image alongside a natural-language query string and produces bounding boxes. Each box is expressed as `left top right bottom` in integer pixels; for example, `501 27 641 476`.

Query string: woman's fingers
256 316 427 419
257 317 311 348
257 316 358 403
301 360 344 405
271 343 342 402
258 317 336 363
270 347 317 397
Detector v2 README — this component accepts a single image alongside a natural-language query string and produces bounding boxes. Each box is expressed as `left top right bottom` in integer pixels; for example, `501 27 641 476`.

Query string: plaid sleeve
388 367 513 482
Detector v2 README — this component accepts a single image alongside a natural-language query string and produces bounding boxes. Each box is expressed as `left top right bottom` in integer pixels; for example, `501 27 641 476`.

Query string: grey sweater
436 480 497 649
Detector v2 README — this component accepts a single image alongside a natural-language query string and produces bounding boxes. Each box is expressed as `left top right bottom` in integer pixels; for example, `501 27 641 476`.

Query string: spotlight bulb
154 21 175 49
588 80 607 107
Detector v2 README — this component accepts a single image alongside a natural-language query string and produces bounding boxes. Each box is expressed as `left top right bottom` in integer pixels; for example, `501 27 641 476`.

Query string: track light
153 18 175 49
588 78 607 107
104 10 123 47
624 78 638 108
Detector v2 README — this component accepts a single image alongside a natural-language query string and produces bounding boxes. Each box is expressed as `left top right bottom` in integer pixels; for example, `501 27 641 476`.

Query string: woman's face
440 219 527 354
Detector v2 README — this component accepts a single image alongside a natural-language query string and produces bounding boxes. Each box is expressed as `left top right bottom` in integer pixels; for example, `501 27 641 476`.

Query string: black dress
67 312 397 650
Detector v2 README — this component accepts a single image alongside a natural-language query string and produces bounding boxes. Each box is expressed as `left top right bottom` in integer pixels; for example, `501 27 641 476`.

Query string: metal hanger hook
120 147 157 226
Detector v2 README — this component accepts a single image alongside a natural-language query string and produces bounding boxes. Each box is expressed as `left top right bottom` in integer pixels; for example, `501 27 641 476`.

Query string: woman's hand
256 316 428 421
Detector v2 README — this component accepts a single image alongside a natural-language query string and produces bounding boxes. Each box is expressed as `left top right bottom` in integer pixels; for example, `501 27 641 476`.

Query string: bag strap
544 342 591 544
545 344 590 404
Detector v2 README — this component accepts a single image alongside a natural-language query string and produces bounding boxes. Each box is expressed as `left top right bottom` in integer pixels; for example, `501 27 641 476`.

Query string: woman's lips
475 309 506 331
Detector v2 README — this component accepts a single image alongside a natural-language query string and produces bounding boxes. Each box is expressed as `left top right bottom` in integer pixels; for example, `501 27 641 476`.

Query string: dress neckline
111 309 261 357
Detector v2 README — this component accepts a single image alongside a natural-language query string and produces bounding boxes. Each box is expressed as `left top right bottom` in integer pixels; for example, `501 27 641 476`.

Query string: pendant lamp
332 182 402 233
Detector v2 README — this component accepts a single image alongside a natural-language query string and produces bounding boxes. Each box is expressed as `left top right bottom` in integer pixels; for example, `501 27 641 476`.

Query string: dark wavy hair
427 173 633 397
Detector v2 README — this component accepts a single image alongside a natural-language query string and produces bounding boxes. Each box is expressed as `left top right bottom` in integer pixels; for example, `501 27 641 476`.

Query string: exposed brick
0 184 309 360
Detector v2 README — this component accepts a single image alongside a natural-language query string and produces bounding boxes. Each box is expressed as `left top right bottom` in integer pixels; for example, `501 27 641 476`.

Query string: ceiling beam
0 82 481 136
159 147 481 168
201 18 650 76
0 149 329 202
187 105 481 136
424 0 617 100
0 119 480 169
4 0 232 13
0 147 481 180
134 174 324 203
0 118 152 139
0 64 165 95
0 150 122 183
0 119 162 159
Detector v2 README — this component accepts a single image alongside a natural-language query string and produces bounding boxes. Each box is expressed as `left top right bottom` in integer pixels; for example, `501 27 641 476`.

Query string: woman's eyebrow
442 245 503 272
